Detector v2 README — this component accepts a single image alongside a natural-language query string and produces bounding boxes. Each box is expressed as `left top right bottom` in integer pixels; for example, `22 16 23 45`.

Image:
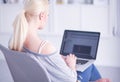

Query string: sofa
0 44 51 82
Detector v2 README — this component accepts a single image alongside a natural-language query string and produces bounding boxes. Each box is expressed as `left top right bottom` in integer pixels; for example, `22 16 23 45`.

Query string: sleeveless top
23 40 77 82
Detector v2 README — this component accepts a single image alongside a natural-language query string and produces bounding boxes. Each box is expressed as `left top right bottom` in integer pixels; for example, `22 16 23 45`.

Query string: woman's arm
62 54 77 71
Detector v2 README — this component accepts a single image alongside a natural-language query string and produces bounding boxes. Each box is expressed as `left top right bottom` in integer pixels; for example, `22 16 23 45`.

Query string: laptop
60 30 100 72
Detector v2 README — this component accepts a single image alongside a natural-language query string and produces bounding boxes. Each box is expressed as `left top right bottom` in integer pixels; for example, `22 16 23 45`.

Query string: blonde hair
9 0 49 51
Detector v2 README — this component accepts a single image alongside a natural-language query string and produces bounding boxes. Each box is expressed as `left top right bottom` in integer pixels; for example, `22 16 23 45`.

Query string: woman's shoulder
40 41 56 55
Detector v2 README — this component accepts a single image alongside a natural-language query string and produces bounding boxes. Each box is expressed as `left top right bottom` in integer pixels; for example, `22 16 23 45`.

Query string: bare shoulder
41 41 56 55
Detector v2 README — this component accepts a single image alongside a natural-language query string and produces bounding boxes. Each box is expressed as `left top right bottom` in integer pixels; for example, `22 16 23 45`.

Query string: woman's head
24 0 49 15
9 0 49 51
24 0 49 29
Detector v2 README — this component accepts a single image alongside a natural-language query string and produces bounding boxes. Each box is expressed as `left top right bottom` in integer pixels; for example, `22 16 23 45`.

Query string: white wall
95 37 120 67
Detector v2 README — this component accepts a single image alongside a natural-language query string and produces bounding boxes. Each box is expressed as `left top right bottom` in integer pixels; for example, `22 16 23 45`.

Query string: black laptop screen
60 30 100 59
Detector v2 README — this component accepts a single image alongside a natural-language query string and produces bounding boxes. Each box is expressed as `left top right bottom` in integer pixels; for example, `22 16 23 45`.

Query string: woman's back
23 43 77 82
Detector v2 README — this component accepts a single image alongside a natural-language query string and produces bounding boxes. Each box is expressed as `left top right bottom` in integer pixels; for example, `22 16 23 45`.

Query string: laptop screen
60 30 100 59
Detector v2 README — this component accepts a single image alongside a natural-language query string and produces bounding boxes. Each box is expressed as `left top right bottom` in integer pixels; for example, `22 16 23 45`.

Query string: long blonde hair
9 0 49 51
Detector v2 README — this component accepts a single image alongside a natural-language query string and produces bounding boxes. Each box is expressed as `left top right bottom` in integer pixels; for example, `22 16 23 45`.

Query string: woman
9 0 109 82
9 0 77 82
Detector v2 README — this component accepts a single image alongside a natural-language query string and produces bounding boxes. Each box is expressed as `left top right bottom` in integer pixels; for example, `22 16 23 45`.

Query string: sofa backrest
0 44 51 82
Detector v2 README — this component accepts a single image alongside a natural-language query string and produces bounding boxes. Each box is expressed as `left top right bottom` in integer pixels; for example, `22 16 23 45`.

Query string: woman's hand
63 54 77 71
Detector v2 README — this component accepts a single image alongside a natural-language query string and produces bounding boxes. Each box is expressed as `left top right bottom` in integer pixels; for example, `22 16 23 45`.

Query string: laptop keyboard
77 60 88 65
